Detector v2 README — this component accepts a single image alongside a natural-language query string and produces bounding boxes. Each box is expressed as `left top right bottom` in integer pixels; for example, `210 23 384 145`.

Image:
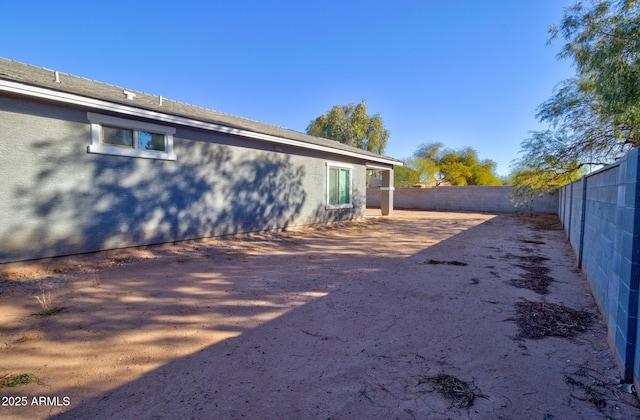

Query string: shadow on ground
0 211 636 419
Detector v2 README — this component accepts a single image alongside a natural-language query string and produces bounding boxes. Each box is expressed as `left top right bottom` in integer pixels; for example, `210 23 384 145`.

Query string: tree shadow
2 125 309 262
1 211 615 418
30 213 500 419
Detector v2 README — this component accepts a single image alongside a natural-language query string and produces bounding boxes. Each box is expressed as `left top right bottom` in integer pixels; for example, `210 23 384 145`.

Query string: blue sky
0 0 577 176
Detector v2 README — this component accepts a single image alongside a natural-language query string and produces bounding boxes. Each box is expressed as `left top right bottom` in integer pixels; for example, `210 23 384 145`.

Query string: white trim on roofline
0 79 402 167
366 162 395 171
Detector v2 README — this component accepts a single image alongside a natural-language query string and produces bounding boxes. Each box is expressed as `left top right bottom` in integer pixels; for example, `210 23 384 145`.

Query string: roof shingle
0 57 401 165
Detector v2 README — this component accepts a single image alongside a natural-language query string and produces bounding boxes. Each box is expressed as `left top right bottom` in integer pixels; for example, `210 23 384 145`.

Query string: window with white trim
326 162 353 209
87 112 176 160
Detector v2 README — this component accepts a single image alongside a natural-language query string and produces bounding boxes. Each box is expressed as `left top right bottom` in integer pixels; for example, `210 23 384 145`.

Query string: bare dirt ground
1 210 639 419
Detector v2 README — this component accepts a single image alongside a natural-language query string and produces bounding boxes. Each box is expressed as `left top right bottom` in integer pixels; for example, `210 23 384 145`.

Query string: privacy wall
558 148 640 386
367 186 557 213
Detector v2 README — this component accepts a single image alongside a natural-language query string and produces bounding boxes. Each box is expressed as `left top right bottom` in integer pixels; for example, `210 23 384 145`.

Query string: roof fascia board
0 79 402 166
366 163 395 170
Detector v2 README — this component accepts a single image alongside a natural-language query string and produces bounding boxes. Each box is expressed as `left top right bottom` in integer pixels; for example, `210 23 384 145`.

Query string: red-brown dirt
1 210 638 419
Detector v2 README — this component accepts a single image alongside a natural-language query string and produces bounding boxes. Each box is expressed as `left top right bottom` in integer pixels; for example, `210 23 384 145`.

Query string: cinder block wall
559 179 586 248
367 186 557 213
558 148 640 387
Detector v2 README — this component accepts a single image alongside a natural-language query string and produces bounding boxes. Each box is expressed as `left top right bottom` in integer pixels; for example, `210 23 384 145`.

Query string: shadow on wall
2 134 307 262
310 182 366 225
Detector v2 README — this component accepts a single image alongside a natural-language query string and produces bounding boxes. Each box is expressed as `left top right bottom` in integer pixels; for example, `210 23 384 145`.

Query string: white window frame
87 112 177 160
326 161 353 209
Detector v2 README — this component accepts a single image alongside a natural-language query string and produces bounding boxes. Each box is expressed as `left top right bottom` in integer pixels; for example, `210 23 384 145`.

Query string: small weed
33 291 64 318
418 374 480 408
0 373 37 388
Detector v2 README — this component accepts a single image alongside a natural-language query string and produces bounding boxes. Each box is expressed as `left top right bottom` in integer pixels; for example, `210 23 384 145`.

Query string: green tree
514 0 639 191
552 0 640 136
403 142 502 186
438 147 503 186
410 142 443 184
306 100 389 154
394 165 421 188
509 162 584 190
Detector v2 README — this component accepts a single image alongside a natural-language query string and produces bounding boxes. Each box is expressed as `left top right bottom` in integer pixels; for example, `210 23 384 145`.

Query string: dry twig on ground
417 374 480 408
513 300 593 339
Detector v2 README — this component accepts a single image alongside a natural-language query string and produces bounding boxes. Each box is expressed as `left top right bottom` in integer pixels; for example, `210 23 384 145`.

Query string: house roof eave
0 58 403 167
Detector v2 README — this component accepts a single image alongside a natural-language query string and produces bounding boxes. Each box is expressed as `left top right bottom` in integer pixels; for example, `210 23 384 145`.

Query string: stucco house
0 58 401 263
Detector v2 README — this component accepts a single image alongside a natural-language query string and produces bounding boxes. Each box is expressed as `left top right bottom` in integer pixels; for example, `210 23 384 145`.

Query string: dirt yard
1 210 638 419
